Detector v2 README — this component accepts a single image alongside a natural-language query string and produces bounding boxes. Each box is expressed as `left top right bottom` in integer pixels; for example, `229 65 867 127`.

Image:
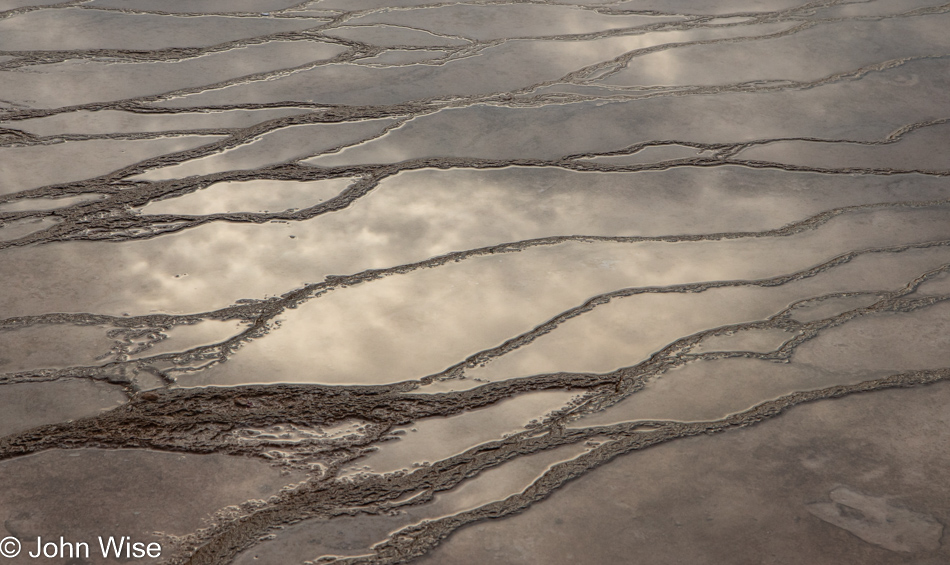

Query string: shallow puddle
343 390 577 475
133 119 399 181
0 194 106 212
156 21 794 108
0 379 126 437
10 108 311 137
415 381 950 564
0 449 305 563
0 136 223 195
140 178 356 215
181 206 950 386
0 8 320 51
0 40 347 108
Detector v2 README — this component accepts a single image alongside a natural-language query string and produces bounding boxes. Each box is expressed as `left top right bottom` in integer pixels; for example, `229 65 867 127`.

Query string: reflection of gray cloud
242 439 586 565
86 0 309 13
184 205 950 387
0 194 106 212
3 165 948 320
141 178 356 215
737 121 950 170
598 15 950 87
304 57 950 165
160 23 784 108
0 41 347 107
567 250 950 425
324 24 472 48
0 8 318 50
344 4 685 41
415 381 950 564
136 119 398 181
0 136 223 194
0 449 305 540
611 0 808 15
0 380 125 437
2 3 950 565
14 109 309 137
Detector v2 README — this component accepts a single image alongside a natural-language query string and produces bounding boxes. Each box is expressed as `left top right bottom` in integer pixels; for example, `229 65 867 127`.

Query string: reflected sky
0 448 305 550
85 0 313 12
0 380 125 437
416 381 950 564
11 109 312 138
158 21 793 108
0 135 223 195
2 1 949 562
134 119 398 181
598 15 950 87
234 441 590 565
691 327 799 354
343 4 686 40
611 0 822 14
304 57 950 166
0 8 319 51
347 390 577 475
0 217 59 240
0 323 116 373
569 297 950 427
2 167 947 319
0 41 347 108
181 206 950 387
737 121 950 171
141 178 356 215
324 24 472 48
463 246 950 384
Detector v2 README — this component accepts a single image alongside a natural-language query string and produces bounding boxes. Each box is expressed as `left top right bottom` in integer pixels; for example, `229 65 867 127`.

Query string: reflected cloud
141 178 356 215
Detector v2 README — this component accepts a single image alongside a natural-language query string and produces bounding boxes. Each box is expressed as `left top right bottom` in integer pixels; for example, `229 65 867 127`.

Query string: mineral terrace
1 0 949 563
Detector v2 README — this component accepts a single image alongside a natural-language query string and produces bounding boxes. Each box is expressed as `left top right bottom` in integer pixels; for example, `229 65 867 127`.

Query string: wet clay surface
1 0 949 563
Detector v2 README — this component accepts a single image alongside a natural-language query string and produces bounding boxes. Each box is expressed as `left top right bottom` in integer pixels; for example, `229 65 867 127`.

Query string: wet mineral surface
0 0 948 563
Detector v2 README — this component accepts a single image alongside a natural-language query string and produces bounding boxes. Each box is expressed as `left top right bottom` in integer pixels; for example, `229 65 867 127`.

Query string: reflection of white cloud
182 206 950 387
354 391 576 474
599 16 950 87
0 194 106 212
0 136 223 195
158 22 786 109
295 57 947 166
0 217 59 240
3 166 949 321
136 119 398 181
14 109 309 137
575 298 950 427
344 4 686 41
467 245 950 383
141 178 357 215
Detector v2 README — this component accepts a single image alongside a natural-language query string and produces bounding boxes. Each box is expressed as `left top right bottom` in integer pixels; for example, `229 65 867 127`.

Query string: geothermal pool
1 0 949 563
